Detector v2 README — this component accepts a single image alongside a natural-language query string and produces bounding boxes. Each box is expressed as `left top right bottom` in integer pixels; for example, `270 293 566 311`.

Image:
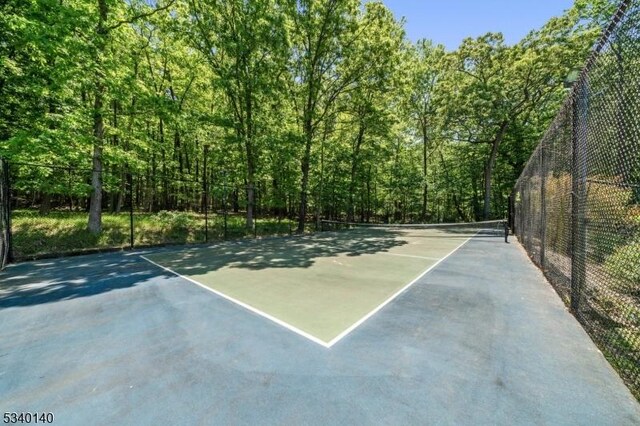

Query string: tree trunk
232 189 239 213
298 132 312 233
348 123 365 222
483 121 508 220
245 181 255 229
421 123 428 221
88 139 104 232
315 125 327 230
39 193 51 215
88 0 108 234
88 84 105 233
115 172 125 213
244 139 255 229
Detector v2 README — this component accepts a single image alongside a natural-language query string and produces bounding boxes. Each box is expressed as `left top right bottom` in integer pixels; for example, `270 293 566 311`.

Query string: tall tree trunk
88 0 108 233
298 131 312 233
348 123 365 222
115 172 125 214
39 193 51 215
315 125 328 229
245 171 255 229
244 129 255 229
483 121 508 220
232 189 239 213
237 77 255 229
421 122 428 221
159 119 169 209
89 131 104 232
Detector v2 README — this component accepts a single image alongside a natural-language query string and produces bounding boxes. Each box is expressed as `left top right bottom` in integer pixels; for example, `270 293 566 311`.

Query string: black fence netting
1 159 297 262
514 0 640 400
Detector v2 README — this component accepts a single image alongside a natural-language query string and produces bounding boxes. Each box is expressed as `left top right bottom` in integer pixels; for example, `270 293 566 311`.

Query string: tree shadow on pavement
0 252 171 308
0 226 483 308
146 228 411 274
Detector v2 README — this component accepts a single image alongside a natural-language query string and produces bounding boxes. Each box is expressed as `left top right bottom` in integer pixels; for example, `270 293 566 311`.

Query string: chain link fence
0 158 298 262
514 0 639 400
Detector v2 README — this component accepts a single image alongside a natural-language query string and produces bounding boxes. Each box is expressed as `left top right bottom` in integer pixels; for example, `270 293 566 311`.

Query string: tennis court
141 222 497 346
1 223 639 425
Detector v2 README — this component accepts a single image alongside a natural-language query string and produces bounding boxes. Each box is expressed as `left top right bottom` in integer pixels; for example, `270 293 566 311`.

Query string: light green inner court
144 228 477 344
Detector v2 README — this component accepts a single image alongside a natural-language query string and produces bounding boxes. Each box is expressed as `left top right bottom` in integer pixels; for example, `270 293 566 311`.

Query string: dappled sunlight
147 229 413 274
0 252 173 308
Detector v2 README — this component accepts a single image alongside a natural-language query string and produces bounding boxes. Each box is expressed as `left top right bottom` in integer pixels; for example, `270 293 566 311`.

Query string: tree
186 0 288 228
406 40 446 220
284 0 361 232
444 3 601 220
87 0 175 233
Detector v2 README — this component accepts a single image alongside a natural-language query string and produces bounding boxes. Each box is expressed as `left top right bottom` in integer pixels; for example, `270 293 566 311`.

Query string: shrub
604 239 640 292
155 211 194 230
586 178 635 262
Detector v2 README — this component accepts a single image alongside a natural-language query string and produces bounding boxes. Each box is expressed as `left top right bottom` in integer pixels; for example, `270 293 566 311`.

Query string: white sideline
140 232 477 349
324 233 477 347
140 255 330 348
377 252 442 261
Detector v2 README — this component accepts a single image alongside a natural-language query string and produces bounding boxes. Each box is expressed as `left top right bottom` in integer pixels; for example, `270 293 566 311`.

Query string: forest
0 0 618 238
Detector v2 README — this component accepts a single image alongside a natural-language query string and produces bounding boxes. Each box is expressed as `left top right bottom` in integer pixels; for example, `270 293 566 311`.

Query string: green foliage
544 174 572 255
11 210 301 259
0 0 613 226
155 210 194 230
604 239 640 290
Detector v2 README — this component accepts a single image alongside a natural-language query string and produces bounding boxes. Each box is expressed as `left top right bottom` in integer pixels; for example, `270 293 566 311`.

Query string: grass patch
11 209 302 259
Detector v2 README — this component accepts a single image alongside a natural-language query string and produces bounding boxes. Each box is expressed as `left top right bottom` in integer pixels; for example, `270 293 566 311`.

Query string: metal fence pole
203 145 209 243
571 83 588 313
508 192 514 234
6 160 12 264
540 143 547 269
223 172 228 240
0 158 13 268
253 184 258 239
128 172 134 249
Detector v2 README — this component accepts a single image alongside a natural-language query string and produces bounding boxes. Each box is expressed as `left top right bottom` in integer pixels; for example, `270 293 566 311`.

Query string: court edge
139 254 331 347
140 232 478 349
325 232 478 347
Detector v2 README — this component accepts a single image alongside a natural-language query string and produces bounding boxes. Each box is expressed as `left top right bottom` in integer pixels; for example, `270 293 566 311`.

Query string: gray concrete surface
1 234 639 425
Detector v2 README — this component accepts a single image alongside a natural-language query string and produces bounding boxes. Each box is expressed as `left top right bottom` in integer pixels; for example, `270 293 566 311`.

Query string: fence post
0 158 13 267
128 172 134 249
253 184 258 239
571 83 588 313
540 143 547 268
223 171 228 240
508 192 514 234
203 145 209 243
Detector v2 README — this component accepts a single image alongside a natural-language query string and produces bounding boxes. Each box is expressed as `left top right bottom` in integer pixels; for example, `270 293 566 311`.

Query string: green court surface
143 227 478 346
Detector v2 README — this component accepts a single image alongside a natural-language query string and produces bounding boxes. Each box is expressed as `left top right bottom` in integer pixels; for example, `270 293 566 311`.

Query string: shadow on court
149 228 415 272
0 252 171 308
0 229 410 308
1 232 639 425
0 225 482 309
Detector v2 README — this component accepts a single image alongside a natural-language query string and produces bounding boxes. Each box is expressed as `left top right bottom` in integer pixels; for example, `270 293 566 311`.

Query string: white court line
325 232 478 347
377 252 442 261
140 255 331 348
140 231 478 349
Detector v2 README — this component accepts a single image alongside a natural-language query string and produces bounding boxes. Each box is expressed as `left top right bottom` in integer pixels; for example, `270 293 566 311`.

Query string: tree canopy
0 0 615 230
